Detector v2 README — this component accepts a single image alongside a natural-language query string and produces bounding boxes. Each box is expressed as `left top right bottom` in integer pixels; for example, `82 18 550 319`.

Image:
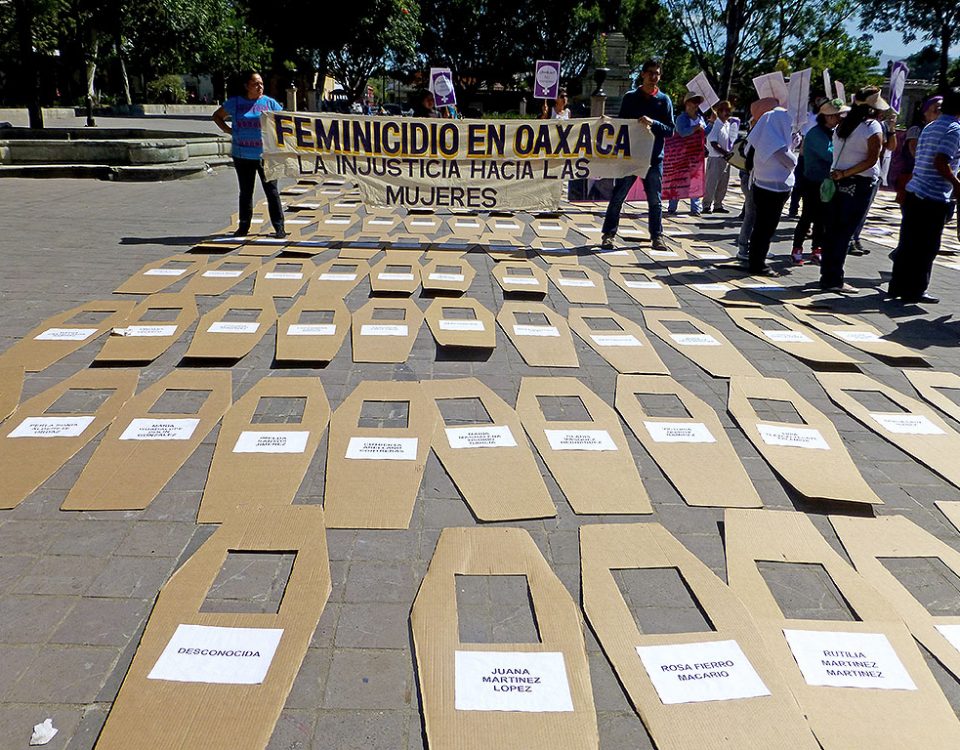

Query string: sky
846 19 960 64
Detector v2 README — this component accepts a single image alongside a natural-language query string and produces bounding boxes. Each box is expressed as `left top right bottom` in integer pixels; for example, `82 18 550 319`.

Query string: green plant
593 32 608 68
146 74 188 104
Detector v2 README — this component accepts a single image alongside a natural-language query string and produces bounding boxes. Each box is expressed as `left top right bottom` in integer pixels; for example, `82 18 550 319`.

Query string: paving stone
5 645 119 702
0 703 83 750
322 649 412 709
312 709 407 750
265 710 316 750
49 597 152 646
84 555 176 599
0 595 77 644
112 521 196 557
12 555 108 595
335 602 411 649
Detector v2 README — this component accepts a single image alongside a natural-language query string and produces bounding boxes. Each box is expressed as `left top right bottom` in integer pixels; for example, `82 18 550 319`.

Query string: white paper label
207 321 260 334
8 416 96 438
558 278 595 287
378 273 415 281
456 221 481 228
287 218 311 225
545 429 616 451
835 330 882 343
637 640 770 705
671 333 720 346
319 273 357 281
691 283 732 292
935 624 960 654
345 436 418 460
122 325 177 337
295 202 320 209
265 272 303 280
120 418 200 441
576 225 602 233
695 253 728 260
539 223 562 230
286 324 335 336
34 327 98 341
757 424 830 450
368 218 395 225
644 421 716 444
590 334 641 347
503 276 540 286
360 324 408 337
782 629 917 690
625 280 663 289
513 325 559 337
869 413 945 435
324 218 351 225
740 282 784 289
411 219 437 226
445 425 517 449
439 319 485 332
429 273 465 282
148 624 283 685
763 330 813 343
233 430 309 453
144 268 186 276
649 249 679 257
494 222 519 230
202 270 243 278
285 187 308 194
454 651 574 712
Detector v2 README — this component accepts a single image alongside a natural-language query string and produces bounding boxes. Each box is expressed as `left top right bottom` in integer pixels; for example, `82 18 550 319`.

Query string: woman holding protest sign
212 71 286 238
540 88 571 120
666 92 706 216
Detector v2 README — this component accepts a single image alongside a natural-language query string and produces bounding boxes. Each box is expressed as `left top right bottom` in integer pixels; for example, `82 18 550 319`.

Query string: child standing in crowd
703 100 733 213
667 92 706 216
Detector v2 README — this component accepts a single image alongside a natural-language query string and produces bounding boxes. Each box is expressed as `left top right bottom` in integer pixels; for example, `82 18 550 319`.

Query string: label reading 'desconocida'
119 418 200 441
147 624 283 685
503 276 540 286
782 629 917 691
756 423 829 450
454 651 574 712
8 416 96 438
544 429 616 451
439 319 485 332
360 324 408 337
119 325 177 337
624 280 662 289
345 436 418 460
762 330 812 343
445 425 517 449
232 430 309 453
835 330 881 343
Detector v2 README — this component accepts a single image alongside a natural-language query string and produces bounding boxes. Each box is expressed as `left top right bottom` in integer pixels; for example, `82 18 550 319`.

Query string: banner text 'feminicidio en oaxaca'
262 113 654 211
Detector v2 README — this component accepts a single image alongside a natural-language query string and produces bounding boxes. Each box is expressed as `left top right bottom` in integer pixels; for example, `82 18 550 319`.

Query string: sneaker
234 225 250 237
848 240 869 256
702 207 712 215
713 206 730 214
651 235 671 253
791 247 805 265
600 233 616 250
810 247 822 265
273 228 290 239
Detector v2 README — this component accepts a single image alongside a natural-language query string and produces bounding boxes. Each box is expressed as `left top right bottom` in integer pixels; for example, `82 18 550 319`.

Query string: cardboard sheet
337 237 384 260
817 372 960 489
725 508 960 750
446 215 487 238
676 239 732 262
485 242 529 262
275 296 350 364
369 257 421 295
411 527 598 750
493 261 548 296
236 238 286 258
516 377 651 514
904 370 960 424
183 257 261 296
185 295 276 361
323 380 435 529
4 299 136 371
0 369 139 509
580 523 817 749
421 378 555 521
726 308 860 366
568 309 668 375
640 244 687 264
785 305 925 363
316 213 359 237
534 239 580 265
63 369 231 510
198 377 330 523
351 298 424 363
428 237 476 255
114 253 208 294
253 258 314 298
361 214 403 234
938 501 960 533
421 258 476 294
0 362 24 422
616 375 762 507
669 266 762 308
94 505 331 750
497 302 579 368
191 236 245 254
95 293 197 365
403 212 444 237
306 258 370 299
531 216 570 241
425 298 496 349
608 269 679 308
594 247 641 267
643 311 761 378
727 376 882 505
276 239 335 258
547 266 608 304
568 217 603 244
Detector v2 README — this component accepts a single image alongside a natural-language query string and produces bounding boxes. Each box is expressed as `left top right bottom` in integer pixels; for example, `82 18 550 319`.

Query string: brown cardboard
197 377 330 523
275 296 350 364
675 238 732 262
425 298 497 349
446 214 487 238
114 253 208 294
567 217 604 244
385 238 426 255
369 257 422 295
428 236 477 255
594 247 641 267
191 236 245 254
531 216 571 240
786 305 926 363
0 362 23 422
516 377 652 514
351 298 424 363
580 522 817 749
533 238 580 265
421 378 555 520
183 257 261 296
547 266 608 305
95 293 197 365
643 310 761 378
362 213 403 234
726 307 860 366
279 216 319 242
615 375 762 507
904 369 960 424
497 302 579 368
253 258 314 298
816 371 960 489
485 215 525 241
306 258 370 299
640 244 687 264
617 218 650 243
4 299 136 371
63 369 232 510
337 236 385 260
492 261 548 296
316 212 360 238
403 212 444 237
411 527 598 750
0 369 139 509
185 295 276 361
938 501 960 533
608 269 679 308
236 238 285 257
725 508 960 750
727 375 883 505
323 380 435 528
421 258 476 294
484 241 529 262
669 266 762 308
276 238 335 257
93 505 331 750
568 309 668 375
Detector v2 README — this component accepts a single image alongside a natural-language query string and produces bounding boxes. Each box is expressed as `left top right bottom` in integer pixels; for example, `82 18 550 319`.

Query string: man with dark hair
600 59 675 252
888 88 960 304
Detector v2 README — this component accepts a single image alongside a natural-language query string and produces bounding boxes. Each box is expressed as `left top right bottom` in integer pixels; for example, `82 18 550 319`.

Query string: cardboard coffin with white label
492 261 548 296
253 258 314 298
198 377 330 523
581 523 818 749
445 215 486 238
421 258 476 294
516 377 652 515
114 253 207 294
0 369 139 509
275 296 350 364
183 257 261 296
726 307 860 366
316 212 360 238
547 265 608 305
533 238 580 265
411 527 599 750
351 298 424 363
63 370 232 510
306 259 370 299
403 212 444 237
337 236 384 261
593 247 641 267
608 268 679 307
185 295 276 361
93 505 331 750
369 255 422 295
644 310 760 378
425 299 497 349
786 305 925 363
0 362 23 422
726 508 960 750
903 369 960 425
95 293 197 365
568 309 668 375
531 216 570 241
497 302 579 368
670 266 762 308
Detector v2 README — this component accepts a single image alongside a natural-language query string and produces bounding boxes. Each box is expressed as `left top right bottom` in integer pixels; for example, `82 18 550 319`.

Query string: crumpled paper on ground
30 718 58 746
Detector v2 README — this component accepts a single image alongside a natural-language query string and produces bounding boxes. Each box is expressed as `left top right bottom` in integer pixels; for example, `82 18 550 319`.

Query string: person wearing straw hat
666 91 707 216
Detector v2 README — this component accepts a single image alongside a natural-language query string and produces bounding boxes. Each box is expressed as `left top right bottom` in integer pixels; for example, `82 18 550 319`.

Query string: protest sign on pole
685 72 720 112
752 72 788 106
823 69 832 100
430 68 457 107
786 68 812 131
534 60 561 100
889 61 909 113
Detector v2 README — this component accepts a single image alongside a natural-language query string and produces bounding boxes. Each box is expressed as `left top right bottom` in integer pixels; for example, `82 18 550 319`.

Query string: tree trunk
938 25 951 93
13 0 43 128
719 0 744 98
86 33 99 102
115 28 132 105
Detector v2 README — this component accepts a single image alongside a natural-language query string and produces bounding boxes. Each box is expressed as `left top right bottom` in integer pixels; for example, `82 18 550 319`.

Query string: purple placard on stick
889 61 909 113
430 68 457 107
534 60 561 100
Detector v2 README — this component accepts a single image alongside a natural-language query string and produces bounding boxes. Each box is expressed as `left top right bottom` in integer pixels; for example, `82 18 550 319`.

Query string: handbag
725 136 752 171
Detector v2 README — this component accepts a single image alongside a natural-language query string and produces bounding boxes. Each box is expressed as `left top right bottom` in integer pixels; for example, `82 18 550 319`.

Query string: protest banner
263 113 654 211
535 60 562 100
685 72 720 112
889 61 909 113
430 68 457 107
627 130 705 202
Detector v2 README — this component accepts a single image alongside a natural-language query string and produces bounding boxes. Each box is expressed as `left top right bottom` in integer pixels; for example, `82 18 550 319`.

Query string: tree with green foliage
794 31 881 97
619 0 697 102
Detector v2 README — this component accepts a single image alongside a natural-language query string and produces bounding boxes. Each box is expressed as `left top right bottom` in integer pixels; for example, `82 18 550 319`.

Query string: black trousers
792 177 826 250
233 157 284 232
889 191 951 300
748 185 790 272
819 176 876 289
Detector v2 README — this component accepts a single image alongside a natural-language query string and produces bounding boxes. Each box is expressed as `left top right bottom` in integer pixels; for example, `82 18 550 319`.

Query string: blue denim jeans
602 161 664 238
667 197 702 214
819 176 877 289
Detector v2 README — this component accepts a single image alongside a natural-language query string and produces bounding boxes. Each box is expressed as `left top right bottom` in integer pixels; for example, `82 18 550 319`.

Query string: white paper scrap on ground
757 423 830 450
345 436 418 460
287 324 335 336
147 624 283 685
545 429 617 451
513 325 559 337
637 640 770 705
454 651 574 712
445 425 517 449
591 334 641 347
233 430 310 453
782 629 917 690
119 418 200 441
360 324 408 337
671 333 721 346
8 416 96 438
868 413 945 435
207 321 260 334
29 718 58 746
439 319 485 332
644 421 716 443
34 328 98 341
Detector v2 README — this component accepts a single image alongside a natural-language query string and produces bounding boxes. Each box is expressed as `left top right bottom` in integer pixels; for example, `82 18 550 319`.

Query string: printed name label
8 416 96 438
148 624 283 685
456 221 481 228
782 629 917 690
439 319 485 332
691 283 732 292
319 273 357 281
671 333 721 346
590 334 641 347
625 280 663 289
345 436 418 460
324 218 351 225
757 424 830 450
144 268 186 276
411 219 437 226
643 421 716 444
360 324 408 337
429 273 465 282
545 429 616 451
869 413 945 435
503 276 540 286
265 272 304 280
648 249 679 257
207 321 260 334
835 330 882 343
202 270 243 278
120 418 200 441
445 425 517 449
368 218 395 225
378 273 415 281
695 252 728 260
763 330 813 343
513 324 559 337
558 278 595 287
35 327 98 341
233 430 310 453
122 325 177 337
287 324 335 336
454 651 574 712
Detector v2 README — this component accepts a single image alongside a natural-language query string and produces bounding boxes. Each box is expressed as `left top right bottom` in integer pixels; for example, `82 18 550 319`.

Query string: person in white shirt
540 89 571 120
703 99 733 213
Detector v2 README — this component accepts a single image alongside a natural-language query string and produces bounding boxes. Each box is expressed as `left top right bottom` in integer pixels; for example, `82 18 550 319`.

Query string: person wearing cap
818 86 886 293
704 100 734 213
735 96 779 263
666 91 707 216
601 59 675 252
897 95 943 202
888 88 960 304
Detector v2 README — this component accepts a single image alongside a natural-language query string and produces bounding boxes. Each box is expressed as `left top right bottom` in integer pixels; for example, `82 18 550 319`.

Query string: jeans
667 197 702 214
233 157 284 233
819 176 876 289
852 180 880 242
736 172 756 258
703 156 729 210
792 177 825 250
602 161 664 238
889 191 951 299
748 186 790 272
